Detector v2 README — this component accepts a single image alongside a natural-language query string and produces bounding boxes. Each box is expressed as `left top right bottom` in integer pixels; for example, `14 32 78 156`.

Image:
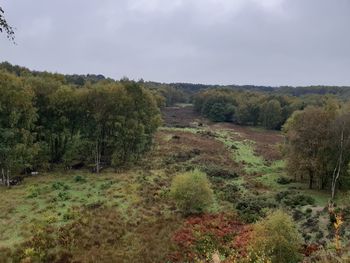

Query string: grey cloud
0 0 349 86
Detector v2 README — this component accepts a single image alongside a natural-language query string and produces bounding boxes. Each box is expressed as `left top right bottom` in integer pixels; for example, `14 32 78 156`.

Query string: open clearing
0 104 346 262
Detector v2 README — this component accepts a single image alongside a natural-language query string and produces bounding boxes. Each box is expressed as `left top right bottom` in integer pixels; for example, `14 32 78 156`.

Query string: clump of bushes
57 191 70 201
221 183 241 203
236 194 276 223
250 210 302 263
27 185 42 198
276 176 293 185
170 169 214 215
275 191 315 207
52 181 70 191
203 164 238 179
74 175 86 183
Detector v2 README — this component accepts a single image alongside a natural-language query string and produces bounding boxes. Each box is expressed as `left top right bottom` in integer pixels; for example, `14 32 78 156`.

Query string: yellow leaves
334 214 343 229
23 247 35 257
334 213 343 253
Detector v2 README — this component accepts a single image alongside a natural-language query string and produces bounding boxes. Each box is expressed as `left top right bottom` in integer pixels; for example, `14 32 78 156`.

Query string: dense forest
1 62 350 262
0 62 161 185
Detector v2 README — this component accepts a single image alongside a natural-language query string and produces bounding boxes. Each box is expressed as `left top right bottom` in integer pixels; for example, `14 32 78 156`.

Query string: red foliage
302 243 319 257
169 213 252 262
232 225 253 257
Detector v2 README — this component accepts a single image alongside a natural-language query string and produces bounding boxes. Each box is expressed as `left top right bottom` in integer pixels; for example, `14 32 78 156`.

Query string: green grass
159 126 202 133
0 171 143 247
174 103 193 108
216 130 267 174
214 129 332 208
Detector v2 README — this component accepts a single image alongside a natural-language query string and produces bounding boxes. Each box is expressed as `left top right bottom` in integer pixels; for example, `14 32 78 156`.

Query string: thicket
0 64 161 186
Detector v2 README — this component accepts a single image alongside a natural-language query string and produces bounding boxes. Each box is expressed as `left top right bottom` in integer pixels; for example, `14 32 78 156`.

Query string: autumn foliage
170 213 252 262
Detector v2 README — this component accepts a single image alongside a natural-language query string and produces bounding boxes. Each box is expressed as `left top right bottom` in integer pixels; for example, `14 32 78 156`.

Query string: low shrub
203 164 238 179
26 185 42 198
276 176 293 185
250 210 302 263
221 183 241 203
74 175 86 183
57 191 70 201
52 181 70 191
292 209 305 221
170 169 214 215
236 195 276 223
275 191 315 207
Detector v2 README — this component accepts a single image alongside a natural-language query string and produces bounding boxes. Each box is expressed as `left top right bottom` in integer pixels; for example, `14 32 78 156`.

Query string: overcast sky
0 0 349 86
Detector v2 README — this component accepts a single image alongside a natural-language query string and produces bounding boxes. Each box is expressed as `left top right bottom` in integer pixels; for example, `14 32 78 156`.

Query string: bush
275 191 315 207
221 183 241 203
27 185 42 198
236 195 276 223
276 176 293 185
74 175 86 183
52 181 70 191
57 191 70 201
250 210 302 263
203 165 238 179
170 169 214 215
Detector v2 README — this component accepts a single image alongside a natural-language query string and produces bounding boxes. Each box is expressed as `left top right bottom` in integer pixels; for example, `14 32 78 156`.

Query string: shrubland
0 63 350 262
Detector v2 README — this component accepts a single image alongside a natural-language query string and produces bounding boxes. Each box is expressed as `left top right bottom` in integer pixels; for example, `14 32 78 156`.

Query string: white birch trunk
331 127 344 199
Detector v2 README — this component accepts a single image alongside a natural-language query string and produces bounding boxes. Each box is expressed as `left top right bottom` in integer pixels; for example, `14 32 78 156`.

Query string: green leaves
170 169 214 215
0 67 161 174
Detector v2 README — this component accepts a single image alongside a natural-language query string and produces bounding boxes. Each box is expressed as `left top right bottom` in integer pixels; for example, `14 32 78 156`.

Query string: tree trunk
95 141 100 174
1 168 4 185
309 171 313 189
6 169 10 188
331 127 344 200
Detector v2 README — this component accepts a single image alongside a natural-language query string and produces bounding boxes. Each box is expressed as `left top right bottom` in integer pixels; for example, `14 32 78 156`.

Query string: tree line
0 64 161 186
193 88 332 129
145 81 350 100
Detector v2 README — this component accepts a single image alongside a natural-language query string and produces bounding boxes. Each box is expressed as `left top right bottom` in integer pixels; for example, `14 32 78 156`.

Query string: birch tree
0 72 37 187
